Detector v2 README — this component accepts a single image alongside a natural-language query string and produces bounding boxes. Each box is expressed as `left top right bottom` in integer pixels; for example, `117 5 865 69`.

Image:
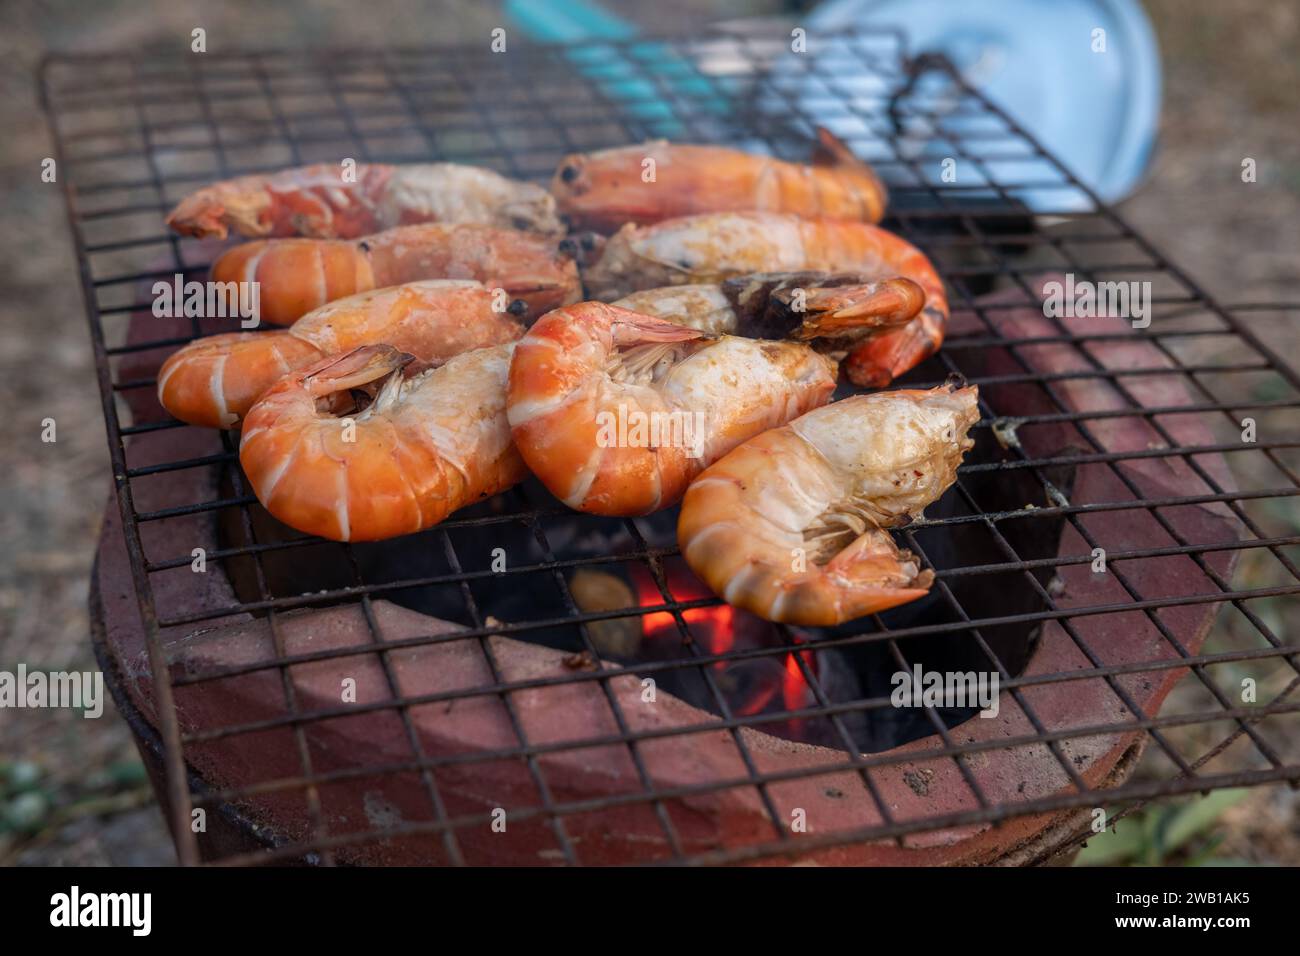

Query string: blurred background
1 0 1297 866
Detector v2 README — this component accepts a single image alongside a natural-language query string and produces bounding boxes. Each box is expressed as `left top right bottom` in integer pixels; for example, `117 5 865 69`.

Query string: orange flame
624 560 817 726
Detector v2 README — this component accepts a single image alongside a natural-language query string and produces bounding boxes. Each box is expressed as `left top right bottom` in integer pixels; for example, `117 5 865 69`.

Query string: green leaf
1143 805 1170 865
1181 833 1226 867
1163 790 1249 853
1076 815 1148 865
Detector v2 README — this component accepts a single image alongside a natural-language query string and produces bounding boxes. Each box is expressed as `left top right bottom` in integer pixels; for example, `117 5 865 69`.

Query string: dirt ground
0 0 1296 866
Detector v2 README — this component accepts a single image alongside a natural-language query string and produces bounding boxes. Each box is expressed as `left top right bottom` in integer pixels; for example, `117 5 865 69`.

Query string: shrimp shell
678 384 979 626
551 128 887 232
157 280 524 429
212 222 582 326
506 302 838 516
239 343 525 542
167 162 562 239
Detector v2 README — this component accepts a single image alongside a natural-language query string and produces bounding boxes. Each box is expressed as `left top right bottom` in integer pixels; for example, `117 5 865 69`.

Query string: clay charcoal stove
41 28 1300 866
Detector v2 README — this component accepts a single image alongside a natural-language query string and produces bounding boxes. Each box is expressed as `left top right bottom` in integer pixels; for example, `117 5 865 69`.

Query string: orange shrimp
157 280 525 429
551 128 887 232
506 302 838 516
239 343 525 542
583 212 948 388
678 384 980 626
212 222 582 326
166 162 562 239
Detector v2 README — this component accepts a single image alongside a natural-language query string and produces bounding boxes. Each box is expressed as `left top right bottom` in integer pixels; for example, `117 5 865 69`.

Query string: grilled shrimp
552 128 887 232
239 343 525 542
506 302 838 516
584 212 948 387
157 280 525 429
167 162 562 239
678 384 979 626
212 222 582 326
613 271 924 355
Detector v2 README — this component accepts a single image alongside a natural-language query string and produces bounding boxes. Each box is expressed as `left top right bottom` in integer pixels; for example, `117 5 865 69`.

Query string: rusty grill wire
40 27 1300 866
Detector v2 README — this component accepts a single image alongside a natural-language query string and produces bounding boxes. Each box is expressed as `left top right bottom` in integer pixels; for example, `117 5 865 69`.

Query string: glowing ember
623 560 818 735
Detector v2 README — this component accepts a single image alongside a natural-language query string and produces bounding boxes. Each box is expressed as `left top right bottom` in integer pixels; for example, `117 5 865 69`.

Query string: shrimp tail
302 344 413 397
611 312 711 347
758 533 934 626
508 303 706 431
166 193 239 239
711 272 923 354
824 527 933 601
843 304 947 387
796 277 923 323
774 277 926 346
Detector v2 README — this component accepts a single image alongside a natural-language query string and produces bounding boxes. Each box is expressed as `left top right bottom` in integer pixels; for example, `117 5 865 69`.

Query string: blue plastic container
809 0 1161 209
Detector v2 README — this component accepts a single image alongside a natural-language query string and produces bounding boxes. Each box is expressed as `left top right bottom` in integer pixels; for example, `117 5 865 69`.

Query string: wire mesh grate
41 27 1300 866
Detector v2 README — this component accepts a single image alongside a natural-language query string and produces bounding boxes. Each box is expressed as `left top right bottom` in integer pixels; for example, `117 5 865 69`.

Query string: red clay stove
92 277 1240 865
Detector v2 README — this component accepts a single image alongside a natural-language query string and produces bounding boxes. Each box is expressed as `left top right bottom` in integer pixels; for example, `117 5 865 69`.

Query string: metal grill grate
41 27 1300 866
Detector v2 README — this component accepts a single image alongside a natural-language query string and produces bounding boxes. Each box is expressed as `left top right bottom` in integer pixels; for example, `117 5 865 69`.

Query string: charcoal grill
40 27 1300 866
